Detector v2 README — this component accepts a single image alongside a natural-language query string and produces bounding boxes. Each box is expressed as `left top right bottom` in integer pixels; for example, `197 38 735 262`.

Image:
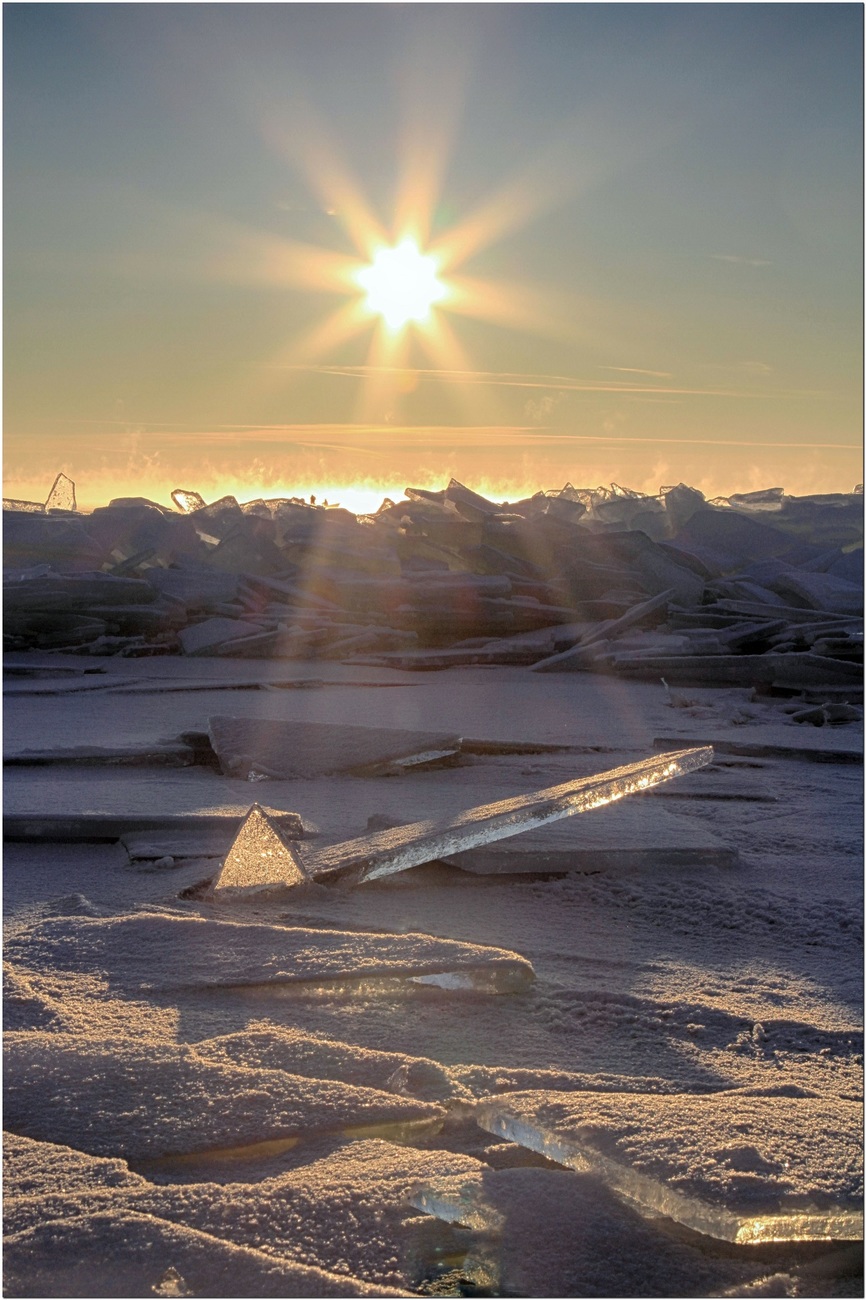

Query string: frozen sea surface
3 659 862 1297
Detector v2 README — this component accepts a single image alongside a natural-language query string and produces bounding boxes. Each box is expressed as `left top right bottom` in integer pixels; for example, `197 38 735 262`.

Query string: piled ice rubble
4 476 862 700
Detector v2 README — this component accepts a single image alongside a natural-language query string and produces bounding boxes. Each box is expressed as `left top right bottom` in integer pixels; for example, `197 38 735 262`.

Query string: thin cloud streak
27 420 857 452
275 362 829 400
599 366 673 378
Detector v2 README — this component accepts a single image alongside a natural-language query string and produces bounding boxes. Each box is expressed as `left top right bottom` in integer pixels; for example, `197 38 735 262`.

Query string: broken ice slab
44 472 76 512
178 616 265 655
2 515 104 573
531 588 675 672
3 573 158 614
193 1027 471 1104
444 478 502 520
4 1133 474 1298
5 1139 473 1299
770 568 863 615
3 673 130 699
207 716 463 780
209 803 312 895
4 1031 446 1162
3 809 311 844
6 913 535 997
4 1131 148 1201
171 487 207 513
120 826 265 864
4 741 197 768
302 747 713 885
653 733 863 764
476 1090 863 1243
410 1166 759 1297
2 1210 406 1300
606 651 862 688
2 497 44 513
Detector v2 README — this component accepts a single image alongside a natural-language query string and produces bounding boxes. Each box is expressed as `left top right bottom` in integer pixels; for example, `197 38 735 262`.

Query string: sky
4 2 863 511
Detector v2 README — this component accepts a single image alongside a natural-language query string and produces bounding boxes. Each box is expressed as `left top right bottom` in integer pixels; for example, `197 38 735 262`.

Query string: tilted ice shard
209 804 311 897
305 747 714 885
171 488 207 513
476 1091 863 1244
44 473 76 512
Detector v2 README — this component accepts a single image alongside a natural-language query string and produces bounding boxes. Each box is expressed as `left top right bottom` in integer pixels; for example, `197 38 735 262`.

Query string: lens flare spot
356 239 448 330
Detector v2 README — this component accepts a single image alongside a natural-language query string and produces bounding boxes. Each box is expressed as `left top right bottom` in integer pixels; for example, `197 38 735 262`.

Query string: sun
355 238 448 331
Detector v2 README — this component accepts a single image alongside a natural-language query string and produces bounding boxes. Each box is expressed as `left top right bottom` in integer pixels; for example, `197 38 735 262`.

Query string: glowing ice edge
306 747 715 884
136 1113 444 1171
475 1109 864 1244
206 963 532 998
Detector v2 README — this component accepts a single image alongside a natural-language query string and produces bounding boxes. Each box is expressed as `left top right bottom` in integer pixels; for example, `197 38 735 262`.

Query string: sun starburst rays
210 104 584 424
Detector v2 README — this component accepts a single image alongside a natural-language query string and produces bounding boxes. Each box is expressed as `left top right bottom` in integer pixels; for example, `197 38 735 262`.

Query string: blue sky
4 3 862 508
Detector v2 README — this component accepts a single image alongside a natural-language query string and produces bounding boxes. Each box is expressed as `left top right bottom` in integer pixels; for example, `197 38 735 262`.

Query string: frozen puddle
5 912 534 996
476 1090 863 1244
4 1032 447 1162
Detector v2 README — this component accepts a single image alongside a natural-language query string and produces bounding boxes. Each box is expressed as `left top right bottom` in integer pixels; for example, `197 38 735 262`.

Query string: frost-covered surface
194 1025 471 1103
5 911 534 991
5 1133 480 1295
4 1209 408 1298
4 1032 444 1159
3 660 862 1295
477 1089 863 1229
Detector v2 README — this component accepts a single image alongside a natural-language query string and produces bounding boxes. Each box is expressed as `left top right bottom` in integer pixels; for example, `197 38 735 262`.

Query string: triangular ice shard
210 805 310 897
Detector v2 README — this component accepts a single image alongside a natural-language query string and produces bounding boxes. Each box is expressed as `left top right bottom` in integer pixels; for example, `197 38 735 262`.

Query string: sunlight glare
356 239 448 331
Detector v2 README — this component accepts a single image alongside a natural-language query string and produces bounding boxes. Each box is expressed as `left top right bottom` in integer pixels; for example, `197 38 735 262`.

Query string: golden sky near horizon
4 5 862 512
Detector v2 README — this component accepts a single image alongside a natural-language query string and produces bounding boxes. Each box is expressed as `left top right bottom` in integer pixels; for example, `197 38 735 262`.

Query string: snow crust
5 1133 479 1296
4 1031 445 1160
6 911 534 991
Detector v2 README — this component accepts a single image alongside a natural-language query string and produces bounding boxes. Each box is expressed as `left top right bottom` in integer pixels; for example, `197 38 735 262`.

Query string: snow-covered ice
3 656 861 1296
476 1088 863 1242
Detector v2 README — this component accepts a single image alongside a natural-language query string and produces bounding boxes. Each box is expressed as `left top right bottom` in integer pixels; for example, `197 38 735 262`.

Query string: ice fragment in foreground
2 1209 406 1298
476 1090 863 1243
3 1134 466 1298
305 746 714 885
6 913 535 996
4 1031 446 1161
44 472 76 512
210 804 311 897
